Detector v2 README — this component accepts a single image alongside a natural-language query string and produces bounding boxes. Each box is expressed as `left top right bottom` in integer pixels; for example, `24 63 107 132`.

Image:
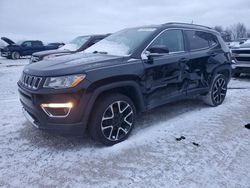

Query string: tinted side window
208 34 218 47
185 30 210 50
32 41 43 47
93 38 102 44
150 30 184 53
88 38 102 47
22 41 32 47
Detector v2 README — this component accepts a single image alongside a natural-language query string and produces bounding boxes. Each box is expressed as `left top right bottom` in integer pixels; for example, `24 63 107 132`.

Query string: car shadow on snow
19 124 101 150
233 73 250 80
135 97 207 132
238 74 250 80
19 97 209 150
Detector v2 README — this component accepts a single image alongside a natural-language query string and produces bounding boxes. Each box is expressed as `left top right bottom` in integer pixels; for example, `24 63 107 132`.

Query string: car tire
233 73 241 77
11 51 20 59
202 74 228 107
88 93 136 146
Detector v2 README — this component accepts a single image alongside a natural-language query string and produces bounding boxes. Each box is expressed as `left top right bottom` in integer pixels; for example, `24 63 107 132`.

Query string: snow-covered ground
0 57 250 188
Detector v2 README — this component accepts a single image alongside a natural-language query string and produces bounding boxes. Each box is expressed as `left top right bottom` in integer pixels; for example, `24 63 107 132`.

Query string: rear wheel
89 93 136 146
11 51 20 59
203 74 228 107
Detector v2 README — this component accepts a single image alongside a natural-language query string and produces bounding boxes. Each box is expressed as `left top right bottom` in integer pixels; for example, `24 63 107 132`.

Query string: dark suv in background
30 34 109 63
1 37 59 59
18 23 232 145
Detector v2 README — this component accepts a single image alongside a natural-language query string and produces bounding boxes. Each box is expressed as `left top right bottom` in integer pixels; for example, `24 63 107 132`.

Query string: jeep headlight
43 74 86 89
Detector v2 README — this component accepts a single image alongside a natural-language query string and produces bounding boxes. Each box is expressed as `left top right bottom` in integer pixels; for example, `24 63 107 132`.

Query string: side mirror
148 45 169 54
142 45 169 64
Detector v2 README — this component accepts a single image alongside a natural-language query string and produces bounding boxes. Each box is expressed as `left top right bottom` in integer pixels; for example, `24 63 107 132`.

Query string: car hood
24 53 126 76
1 37 15 45
32 49 72 57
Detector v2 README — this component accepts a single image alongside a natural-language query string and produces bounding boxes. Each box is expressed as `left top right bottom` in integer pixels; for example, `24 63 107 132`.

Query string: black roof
161 22 218 34
131 22 218 34
164 22 212 29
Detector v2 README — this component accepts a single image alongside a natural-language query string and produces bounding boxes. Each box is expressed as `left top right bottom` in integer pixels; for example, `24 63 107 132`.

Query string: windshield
60 36 90 51
85 27 157 56
17 41 24 45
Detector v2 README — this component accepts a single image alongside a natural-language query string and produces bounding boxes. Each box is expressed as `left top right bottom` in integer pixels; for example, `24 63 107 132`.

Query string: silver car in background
231 40 250 77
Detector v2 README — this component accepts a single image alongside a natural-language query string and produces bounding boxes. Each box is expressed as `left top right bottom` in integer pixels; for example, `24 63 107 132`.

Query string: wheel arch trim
209 64 232 85
82 80 145 126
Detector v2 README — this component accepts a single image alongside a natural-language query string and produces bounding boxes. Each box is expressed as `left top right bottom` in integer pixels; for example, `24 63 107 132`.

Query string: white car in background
228 38 248 48
231 39 250 77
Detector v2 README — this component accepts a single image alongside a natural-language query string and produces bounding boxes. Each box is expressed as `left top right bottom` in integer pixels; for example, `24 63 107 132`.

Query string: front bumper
18 83 90 135
232 60 250 74
1 51 10 57
22 108 39 128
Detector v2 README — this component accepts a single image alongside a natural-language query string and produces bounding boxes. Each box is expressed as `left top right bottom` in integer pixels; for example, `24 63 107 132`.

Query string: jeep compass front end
18 70 91 133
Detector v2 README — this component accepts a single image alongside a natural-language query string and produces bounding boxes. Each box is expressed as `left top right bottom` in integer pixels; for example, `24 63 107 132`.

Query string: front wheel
202 74 228 107
89 93 136 146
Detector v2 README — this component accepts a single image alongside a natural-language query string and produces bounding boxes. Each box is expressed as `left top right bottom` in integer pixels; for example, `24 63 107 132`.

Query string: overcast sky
0 0 250 43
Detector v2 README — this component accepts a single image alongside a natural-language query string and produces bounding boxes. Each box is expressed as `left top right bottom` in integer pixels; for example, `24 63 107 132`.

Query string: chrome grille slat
30 77 34 87
30 56 40 63
20 73 42 90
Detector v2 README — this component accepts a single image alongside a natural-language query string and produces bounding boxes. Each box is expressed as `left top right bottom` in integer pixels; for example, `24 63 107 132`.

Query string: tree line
214 23 250 42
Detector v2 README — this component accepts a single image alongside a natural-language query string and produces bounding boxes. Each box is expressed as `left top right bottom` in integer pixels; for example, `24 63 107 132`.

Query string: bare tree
223 28 233 41
214 25 223 33
230 23 247 39
214 25 232 42
247 30 250 38
213 23 249 41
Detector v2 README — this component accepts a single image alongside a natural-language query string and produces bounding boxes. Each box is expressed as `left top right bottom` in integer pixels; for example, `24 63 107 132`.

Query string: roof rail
165 22 212 29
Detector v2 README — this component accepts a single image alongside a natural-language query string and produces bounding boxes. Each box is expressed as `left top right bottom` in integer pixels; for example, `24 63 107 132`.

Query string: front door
21 41 33 56
142 29 190 109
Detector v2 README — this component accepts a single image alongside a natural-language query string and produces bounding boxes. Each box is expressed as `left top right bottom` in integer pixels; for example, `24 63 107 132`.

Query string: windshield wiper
93 51 108 54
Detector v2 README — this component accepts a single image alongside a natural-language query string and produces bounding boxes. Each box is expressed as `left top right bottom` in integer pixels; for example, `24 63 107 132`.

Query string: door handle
179 58 188 63
210 52 217 57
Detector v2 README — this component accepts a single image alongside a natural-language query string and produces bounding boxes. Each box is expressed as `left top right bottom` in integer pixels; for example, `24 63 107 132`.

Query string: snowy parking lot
0 57 250 188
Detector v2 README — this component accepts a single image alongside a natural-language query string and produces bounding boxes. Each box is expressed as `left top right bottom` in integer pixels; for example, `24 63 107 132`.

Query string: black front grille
235 57 250 62
20 73 43 89
232 50 250 54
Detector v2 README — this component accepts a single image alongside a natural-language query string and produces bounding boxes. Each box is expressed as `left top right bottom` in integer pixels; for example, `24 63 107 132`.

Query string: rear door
143 29 190 108
184 30 218 94
31 41 44 53
21 41 33 55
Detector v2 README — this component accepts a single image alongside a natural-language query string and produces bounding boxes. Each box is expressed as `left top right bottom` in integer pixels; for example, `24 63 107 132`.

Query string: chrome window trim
141 28 186 59
183 29 218 52
141 27 217 59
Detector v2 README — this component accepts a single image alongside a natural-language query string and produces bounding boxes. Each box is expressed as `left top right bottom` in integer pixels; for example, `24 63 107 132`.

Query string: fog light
41 102 73 118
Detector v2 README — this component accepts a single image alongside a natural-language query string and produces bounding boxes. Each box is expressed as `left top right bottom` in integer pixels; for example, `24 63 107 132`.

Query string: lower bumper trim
22 108 39 128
